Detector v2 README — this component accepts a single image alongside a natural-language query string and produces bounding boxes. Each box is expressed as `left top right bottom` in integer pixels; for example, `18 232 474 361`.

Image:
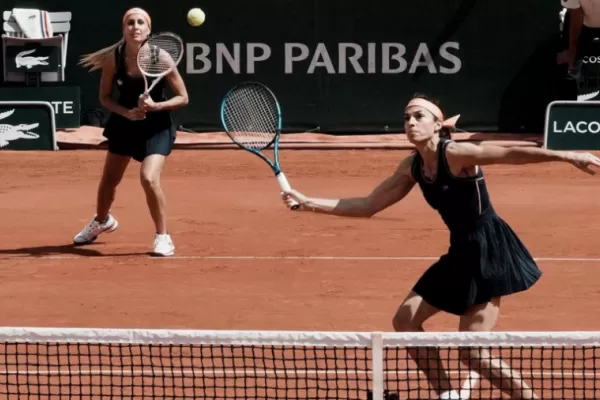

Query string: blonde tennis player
73 7 189 256
282 93 600 400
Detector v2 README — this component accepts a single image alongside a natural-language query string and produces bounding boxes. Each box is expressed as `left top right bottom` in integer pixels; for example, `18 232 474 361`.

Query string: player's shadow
0 244 145 258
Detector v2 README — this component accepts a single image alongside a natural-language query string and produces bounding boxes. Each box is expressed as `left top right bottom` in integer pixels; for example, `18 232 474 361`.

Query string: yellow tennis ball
187 8 205 27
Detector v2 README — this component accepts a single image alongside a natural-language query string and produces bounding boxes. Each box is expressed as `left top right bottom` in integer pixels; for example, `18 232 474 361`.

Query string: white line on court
0 255 599 262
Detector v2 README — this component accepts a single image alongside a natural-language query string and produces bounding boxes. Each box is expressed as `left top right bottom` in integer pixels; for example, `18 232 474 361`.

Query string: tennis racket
220 82 299 210
136 32 184 96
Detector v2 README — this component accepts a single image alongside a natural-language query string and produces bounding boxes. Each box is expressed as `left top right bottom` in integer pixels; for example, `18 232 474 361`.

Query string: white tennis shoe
153 233 175 257
73 215 119 245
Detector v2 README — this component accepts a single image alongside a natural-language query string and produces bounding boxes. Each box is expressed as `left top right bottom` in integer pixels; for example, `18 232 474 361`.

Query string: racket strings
222 85 278 150
137 34 183 76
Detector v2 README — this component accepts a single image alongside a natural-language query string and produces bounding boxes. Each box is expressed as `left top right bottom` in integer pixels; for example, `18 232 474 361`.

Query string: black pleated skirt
412 212 542 316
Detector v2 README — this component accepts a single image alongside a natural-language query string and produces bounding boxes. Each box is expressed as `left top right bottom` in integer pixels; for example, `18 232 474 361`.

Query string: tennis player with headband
282 93 600 399
74 7 189 256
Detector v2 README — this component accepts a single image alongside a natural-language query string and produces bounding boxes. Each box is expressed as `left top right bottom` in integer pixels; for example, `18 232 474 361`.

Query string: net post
371 331 384 400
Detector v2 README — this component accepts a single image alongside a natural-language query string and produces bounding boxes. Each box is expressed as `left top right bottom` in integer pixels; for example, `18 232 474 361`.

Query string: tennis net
0 327 598 399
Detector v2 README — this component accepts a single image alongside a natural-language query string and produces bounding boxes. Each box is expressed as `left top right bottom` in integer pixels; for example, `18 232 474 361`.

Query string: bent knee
392 292 439 332
392 307 423 332
140 173 161 189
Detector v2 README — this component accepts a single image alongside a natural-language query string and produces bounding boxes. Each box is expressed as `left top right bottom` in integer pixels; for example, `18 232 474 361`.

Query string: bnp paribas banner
185 42 462 76
53 0 562 133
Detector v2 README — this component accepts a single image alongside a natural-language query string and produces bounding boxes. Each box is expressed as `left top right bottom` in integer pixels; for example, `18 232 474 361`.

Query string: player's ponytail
78 39 124 72
80 8 152 72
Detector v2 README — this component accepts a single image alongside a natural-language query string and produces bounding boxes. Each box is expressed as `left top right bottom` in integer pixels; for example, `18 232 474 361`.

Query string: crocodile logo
0 109 40 148
15 49 49 69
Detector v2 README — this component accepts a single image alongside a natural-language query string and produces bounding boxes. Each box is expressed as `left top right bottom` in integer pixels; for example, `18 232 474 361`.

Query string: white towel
11 8 53 38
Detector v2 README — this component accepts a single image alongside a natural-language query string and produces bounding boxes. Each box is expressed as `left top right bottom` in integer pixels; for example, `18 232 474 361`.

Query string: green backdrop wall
1 0 567 133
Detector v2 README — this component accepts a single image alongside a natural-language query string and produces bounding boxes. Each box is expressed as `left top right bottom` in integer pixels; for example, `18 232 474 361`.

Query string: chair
2 10 72 84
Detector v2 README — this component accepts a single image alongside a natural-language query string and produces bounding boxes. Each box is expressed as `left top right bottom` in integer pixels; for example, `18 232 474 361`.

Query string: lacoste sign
544 101 600 150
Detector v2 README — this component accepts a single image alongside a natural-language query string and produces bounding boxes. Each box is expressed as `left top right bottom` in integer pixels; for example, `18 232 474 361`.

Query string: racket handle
276 172 300 210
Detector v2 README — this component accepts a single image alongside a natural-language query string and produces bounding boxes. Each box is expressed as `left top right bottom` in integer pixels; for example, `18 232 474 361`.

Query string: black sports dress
102 44 176 162
410 138 542 315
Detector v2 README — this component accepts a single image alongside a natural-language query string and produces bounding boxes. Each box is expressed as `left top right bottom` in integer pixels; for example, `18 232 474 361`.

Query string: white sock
438 390 461 399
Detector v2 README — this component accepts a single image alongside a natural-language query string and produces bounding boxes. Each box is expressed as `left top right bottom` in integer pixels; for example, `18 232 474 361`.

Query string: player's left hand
138 94 159 112
566 152 600 175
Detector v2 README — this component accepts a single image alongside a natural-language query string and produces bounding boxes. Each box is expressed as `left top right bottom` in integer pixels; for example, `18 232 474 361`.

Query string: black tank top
411 138 495 233
112 44 172 129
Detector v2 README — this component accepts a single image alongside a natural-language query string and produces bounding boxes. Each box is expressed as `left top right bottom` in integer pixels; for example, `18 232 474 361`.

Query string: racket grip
276 172 300 210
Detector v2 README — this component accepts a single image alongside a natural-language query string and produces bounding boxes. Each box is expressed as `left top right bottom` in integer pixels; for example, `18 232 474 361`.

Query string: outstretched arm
281 154 417 217
446 142 600 175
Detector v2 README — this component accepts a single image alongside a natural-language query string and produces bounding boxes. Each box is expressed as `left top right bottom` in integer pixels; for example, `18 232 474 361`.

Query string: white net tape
0 328 598 399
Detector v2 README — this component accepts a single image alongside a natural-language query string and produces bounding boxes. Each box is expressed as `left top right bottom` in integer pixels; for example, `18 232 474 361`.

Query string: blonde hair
79 7 152 72
78 39 123 72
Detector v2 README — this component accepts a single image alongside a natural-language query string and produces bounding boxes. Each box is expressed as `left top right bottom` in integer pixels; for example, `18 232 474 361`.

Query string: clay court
1 145 599 333
1 0 597 397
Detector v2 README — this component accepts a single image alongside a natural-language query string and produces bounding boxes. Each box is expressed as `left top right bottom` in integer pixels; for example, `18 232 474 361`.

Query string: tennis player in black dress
282 94 600 399
74 8 189 256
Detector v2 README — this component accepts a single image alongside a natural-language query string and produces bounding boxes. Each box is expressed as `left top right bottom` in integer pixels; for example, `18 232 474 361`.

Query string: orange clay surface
0 148 599 333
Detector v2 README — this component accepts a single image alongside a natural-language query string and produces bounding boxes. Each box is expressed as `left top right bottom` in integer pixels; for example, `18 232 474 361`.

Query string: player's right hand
125 107 147 121
281 189 308 210
565 152 600 175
